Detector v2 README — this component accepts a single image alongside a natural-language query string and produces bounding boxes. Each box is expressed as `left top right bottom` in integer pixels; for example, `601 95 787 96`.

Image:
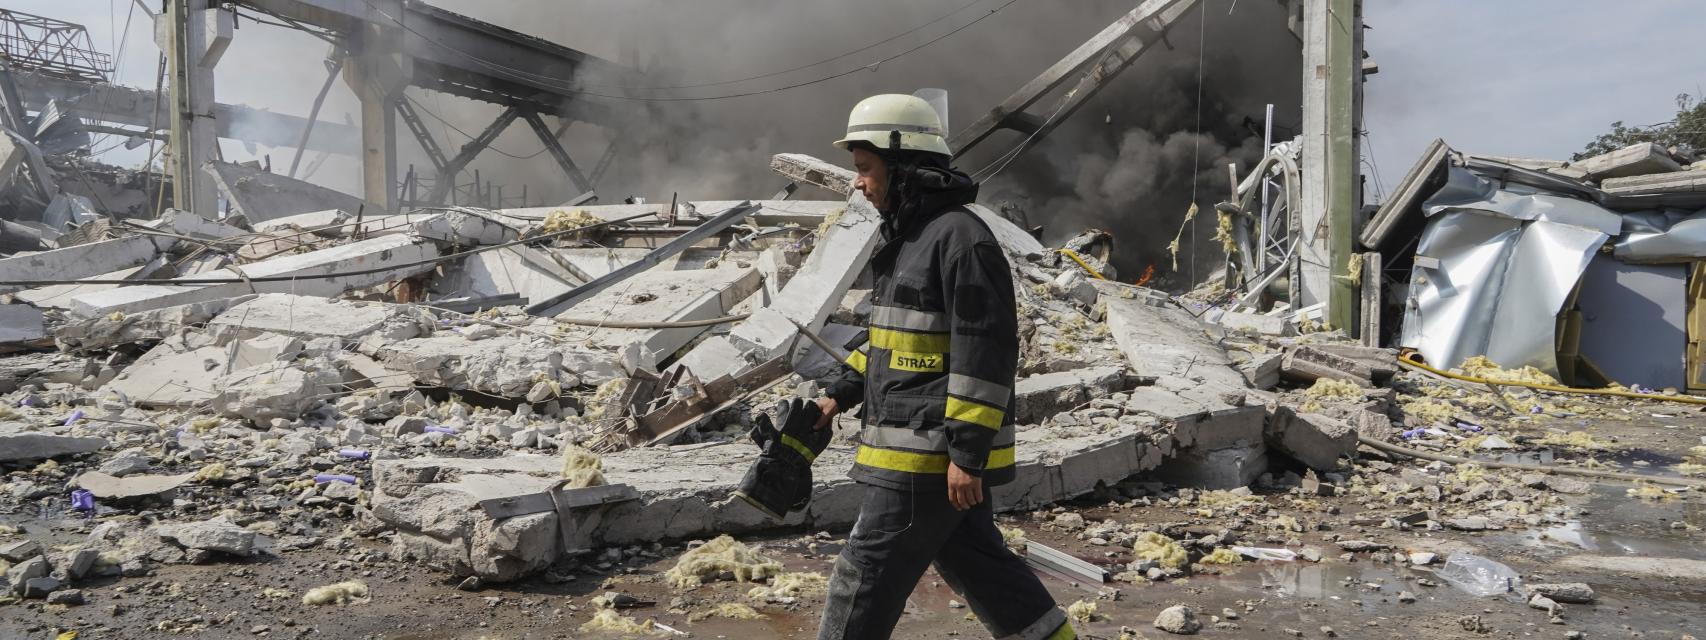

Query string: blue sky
8 0 1705 199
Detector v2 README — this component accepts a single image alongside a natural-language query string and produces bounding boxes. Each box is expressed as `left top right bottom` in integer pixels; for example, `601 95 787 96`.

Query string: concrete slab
67 234 440 318
432 245 581 309
14 260 166 310
0 429 108 462
144 208 250 241
712 197 880 373
207 294 427 343
557 267 761 363
1095 280 1249 391
203 160 381 224
1574 143 1682 181
1011 366 1130 424
1266 407 1357 471
1602 170 1706 195
250 209 351 236
410 210 520 246
55 297 247 353
375 334 623 397
0 234 171 295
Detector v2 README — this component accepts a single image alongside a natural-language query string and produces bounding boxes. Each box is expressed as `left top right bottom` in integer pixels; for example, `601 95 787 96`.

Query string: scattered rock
155 516 259 557
45 588 85 605
1528 583 1594 604
1153 605 1201 635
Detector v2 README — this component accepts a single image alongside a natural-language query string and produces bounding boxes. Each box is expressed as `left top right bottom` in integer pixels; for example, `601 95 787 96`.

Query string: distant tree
1576 93 1706 160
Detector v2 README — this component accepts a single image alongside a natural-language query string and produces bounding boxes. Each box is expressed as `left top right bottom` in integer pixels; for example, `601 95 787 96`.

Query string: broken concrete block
1601 170 1706 196
1011 366 1128 424
211 361 341 423
0 430 108 462
559 267 761 362
73 471 195 501
0 234 171 296
1238 353 1282 389
1153 442 1269 490
68 234 441 318
433 245 580 310
1214 310 1293 336
154 516 258 556
1096 280 1249 391
251 209 352 236
771 153 853 195
1280 346 1373 387
207 294 430 343
203 160 381 224
410 210 520 246
1573 142 1682 181
6 556 48 595
1266 407 1358 471
1527 582 1594 604
376 334 622 398
146 208 249 241
701 195 879 374
54 297 245 353
0 539 42 562
1309 343 1398 379
1050 270 1098 306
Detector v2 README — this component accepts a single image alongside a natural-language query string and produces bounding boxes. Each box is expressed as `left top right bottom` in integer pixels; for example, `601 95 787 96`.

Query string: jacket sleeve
941 241 1018 476
820 332 869 410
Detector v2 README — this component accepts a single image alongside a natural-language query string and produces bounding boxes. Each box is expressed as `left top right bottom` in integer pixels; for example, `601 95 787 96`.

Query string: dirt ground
5 400 1706 640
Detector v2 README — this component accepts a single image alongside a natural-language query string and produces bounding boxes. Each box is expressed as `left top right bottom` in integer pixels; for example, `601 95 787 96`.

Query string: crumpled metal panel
1400 167 1615 376
1613 207 1706 263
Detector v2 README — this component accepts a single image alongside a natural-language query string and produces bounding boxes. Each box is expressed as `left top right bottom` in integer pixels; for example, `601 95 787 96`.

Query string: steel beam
426 104 518 205
10 69 359 156
520 109 590 195
947 0 1197 156
395 97 447 173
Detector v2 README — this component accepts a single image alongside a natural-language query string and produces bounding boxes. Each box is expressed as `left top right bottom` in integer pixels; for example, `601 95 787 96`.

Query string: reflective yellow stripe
889 350 945 372
946 397 1004 430
779 434 817 463
869 327 950 353
1044 622 1076 640
845 350 867 374
855 445 1015 473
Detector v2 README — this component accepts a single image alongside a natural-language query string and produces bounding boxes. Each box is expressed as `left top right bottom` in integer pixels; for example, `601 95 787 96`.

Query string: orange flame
1135 264 1156 287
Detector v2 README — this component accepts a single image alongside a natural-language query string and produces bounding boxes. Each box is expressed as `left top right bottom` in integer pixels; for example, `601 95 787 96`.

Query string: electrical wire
357 0 1025 102
402 95 548 160
580 0 991 91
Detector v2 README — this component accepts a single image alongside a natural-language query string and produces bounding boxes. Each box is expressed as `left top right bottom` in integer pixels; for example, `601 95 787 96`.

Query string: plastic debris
63 410 84 426
1231 546 1297 561
1436 553 1521 597
337 449 371 460
423 425 456 434
69 489 94 512
314 474 358 484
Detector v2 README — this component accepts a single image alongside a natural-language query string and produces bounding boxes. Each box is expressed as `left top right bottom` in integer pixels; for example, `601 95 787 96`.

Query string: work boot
734 398 828 520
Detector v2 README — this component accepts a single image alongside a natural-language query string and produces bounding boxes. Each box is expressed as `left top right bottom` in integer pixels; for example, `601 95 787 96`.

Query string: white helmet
833 94 952 157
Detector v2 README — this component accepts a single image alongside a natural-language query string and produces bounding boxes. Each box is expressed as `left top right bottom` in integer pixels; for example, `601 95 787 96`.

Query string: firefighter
813 94 1075 640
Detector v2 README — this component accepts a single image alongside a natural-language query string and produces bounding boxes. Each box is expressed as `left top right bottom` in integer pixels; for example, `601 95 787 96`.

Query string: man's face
852 147 888 210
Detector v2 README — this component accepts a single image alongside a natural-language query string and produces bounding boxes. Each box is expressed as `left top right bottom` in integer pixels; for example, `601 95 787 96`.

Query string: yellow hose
1396 352 1706 406
1056 249 1107 280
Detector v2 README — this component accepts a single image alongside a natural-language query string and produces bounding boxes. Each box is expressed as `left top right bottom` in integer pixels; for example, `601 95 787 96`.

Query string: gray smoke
370 0 1301 283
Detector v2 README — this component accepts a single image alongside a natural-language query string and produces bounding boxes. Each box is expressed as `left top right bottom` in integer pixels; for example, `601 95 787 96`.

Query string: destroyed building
1 0 1704 638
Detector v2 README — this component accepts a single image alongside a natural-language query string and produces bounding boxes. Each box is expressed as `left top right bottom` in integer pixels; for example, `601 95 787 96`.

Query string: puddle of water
1507 484 1706 560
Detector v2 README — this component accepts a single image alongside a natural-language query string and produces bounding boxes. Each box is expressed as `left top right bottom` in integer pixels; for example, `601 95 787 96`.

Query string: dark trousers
817 483 1069 640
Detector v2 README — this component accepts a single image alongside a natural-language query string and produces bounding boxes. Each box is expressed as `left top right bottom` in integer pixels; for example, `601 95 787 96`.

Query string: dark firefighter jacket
822 171 1020 491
